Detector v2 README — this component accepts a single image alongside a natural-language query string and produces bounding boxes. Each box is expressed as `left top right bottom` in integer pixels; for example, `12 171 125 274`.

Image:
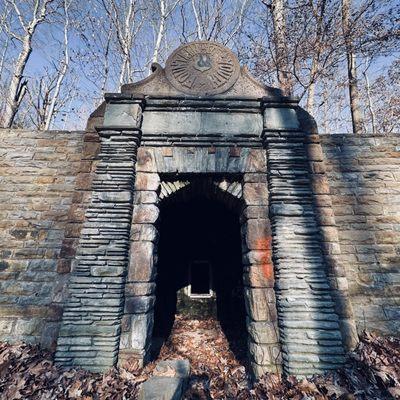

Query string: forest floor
0 317 399 399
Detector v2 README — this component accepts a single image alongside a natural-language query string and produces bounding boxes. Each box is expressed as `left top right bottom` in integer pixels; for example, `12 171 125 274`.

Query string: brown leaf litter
0 317 399 399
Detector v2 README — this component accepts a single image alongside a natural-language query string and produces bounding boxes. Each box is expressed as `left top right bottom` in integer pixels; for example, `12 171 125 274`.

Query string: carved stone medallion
165 41 241 95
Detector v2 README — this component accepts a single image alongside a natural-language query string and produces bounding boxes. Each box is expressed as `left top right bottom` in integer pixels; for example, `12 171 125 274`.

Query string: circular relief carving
165 41 240 95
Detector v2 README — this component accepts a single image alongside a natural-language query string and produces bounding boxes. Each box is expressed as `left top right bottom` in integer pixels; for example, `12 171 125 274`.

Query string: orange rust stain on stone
255 236 272 250
261 262 274 280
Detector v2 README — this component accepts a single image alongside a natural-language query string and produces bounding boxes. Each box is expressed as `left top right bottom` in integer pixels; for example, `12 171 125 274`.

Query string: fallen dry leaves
0 341 141 400
156 317 400 400
0 317 399 400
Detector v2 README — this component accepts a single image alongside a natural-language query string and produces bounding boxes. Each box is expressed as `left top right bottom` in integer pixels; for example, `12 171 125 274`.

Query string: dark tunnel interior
152 195 247 360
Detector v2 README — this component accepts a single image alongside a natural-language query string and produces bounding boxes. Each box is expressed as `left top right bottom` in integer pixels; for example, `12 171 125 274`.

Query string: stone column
242 171 281 378
55 96 144 372
119 151 160 368
261 101 345 376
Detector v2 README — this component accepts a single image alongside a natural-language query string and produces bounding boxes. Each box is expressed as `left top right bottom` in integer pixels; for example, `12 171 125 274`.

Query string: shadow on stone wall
323 134 400 336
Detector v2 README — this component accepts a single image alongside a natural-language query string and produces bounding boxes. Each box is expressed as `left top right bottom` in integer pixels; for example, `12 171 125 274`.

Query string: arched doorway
151 179 248 365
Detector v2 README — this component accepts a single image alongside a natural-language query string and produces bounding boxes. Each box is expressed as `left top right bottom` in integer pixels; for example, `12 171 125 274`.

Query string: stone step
139 360 190 400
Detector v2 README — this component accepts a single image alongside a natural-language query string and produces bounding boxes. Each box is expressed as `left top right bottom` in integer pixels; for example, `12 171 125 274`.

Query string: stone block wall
320 134 400 336
0 128 399 364
0 128 98 350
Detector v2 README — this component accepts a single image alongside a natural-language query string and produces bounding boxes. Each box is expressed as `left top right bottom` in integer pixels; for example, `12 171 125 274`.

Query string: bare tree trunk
322 82 328 134
1 38 30 127
306 58 317 113
44 0 70 130
270 0 293 96
150 0 181 70
118 0 135 87
191 0 203 40
1 0 53 128
363 60 376 134
306 0 326 115
342 0 364 134
0 36 10 82
152 0 166 65
104 0 138 88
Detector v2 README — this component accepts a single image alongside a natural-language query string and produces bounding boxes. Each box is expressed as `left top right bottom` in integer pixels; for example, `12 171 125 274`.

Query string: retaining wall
0 129 398 351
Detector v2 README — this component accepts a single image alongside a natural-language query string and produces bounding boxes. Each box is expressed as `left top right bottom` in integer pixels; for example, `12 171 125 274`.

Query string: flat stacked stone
55 99 144 372
261 105 345 375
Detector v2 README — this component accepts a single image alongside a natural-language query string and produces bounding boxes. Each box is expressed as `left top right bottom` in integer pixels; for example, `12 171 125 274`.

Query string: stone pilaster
119 166 160 369
242 169 282 378
55 97 144 372
261 100 345 376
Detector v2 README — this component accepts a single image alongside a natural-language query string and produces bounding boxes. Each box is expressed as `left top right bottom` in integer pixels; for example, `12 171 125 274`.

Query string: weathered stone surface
130 224 159 242
0 129 88 350
241 206 268 220
250 361 277 379
125 282 156 296
154 359 190 378
165 42 240 96
263 126 347 376
139 359 190 400
127 242 156 282
245 288 277 321
321 135 400 338
248 340 272 365
1 66 399 382
135 173 160 191
243 250 270 265
103 103 142 128
139 377 186 400
128 312 154 350
244 149 267 172
242 219 272 250
97 191 132 203
263 107 299 130
132 204 160 224
247 319 279 344
136 148 157 172
243 182 269 205
142 111 263 136
307 144 324 161
244 265 274 288
91 266 125 277
311 175 330 195
124 296 155 314
134 191 158 205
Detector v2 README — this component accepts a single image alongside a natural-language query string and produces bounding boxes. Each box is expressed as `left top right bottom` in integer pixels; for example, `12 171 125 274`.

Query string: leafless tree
99 0 146 88
268 0 293 95
150 0 181 66
1 0 55 128
0 0 397 133
185 0 248 44
44 0 70 129
341 0 364 134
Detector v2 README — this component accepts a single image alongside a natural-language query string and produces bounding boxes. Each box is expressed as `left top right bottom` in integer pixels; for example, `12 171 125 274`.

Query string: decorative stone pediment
121 41 281 98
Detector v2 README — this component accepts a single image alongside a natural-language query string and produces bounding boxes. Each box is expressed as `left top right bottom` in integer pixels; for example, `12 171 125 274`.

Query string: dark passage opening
190 261 212 296
152 195 247 362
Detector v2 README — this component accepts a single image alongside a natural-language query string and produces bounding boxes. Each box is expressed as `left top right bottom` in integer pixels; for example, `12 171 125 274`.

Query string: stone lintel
96 126 142 137
144 96 262 112
261 96 299 107
104 92 146 102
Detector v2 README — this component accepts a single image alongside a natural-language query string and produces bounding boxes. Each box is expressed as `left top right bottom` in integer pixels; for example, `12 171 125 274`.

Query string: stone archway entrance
117 175 280 377
55 40 353 378
152 187 247 364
